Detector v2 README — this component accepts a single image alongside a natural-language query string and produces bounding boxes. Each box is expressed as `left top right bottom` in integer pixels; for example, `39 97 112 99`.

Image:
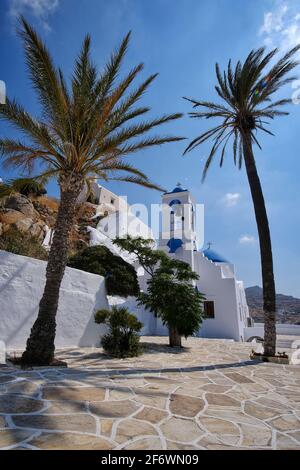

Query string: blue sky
0 0 300 296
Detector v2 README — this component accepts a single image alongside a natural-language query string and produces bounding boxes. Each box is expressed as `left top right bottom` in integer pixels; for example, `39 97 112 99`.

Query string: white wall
0 251 109 350
244 323 300 341
194 253 244 341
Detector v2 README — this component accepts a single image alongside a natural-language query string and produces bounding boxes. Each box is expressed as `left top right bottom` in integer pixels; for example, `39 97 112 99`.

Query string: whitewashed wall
0 250 109 350
244 323 300 341
194 253 245 341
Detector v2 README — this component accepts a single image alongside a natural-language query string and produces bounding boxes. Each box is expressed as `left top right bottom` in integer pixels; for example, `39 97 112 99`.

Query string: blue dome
172 186 187 193
164 186 187 195
202 249 228 263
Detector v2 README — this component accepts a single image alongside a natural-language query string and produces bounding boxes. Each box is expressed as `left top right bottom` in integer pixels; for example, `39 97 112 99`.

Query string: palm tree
0 18 184 366
184 46 300 357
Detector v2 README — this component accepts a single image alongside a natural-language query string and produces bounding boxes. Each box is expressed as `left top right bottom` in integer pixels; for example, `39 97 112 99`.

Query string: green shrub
68 245 139 297
0 178 47 199
95 306 143 358
0 228 48 260
13 178 47 197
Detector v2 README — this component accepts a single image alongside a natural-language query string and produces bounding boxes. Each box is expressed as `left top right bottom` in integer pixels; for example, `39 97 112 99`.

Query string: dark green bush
0 179 46 201
68 245 139 297
95 306 143 358
12 178 47 197
0 228 48 260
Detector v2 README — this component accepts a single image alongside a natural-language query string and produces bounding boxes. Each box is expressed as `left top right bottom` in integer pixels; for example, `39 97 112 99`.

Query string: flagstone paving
0 337 300 450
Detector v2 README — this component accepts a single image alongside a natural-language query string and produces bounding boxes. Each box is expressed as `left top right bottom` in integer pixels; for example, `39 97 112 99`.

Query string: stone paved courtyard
0 337 300 450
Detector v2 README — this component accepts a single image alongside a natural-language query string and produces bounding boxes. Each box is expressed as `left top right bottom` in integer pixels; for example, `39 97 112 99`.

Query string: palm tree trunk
169 325 182 347
21 175 83 366
242 132 276 357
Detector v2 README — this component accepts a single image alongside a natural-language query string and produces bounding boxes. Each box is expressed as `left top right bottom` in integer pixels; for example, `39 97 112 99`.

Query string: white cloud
259 1 300 52
239 235 256 245
260 3 288 35
9 0 59 31
221 192 241 207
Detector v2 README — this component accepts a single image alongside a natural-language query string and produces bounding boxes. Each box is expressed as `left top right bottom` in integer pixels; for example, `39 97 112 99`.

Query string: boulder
4 195 39 219
2 224 10 233
29 222 46 240
14 218 33 233
0 210 28 225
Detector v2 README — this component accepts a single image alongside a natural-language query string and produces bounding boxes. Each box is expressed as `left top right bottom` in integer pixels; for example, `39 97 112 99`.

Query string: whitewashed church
85 182 251 342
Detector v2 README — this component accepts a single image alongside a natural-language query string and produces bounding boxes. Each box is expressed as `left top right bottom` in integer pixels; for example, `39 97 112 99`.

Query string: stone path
1 337 300 450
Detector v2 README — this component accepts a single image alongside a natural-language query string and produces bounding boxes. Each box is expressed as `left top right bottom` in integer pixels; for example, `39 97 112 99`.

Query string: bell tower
159 184 198 266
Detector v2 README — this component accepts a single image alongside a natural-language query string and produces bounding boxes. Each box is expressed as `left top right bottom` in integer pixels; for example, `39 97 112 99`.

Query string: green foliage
113 236 166 276
11 178 47 197
68 245 139 297
0 177 47 200
0 183 12 200
114 236 204 339
95 306 143 357
139 256 204 338
0 228 48 260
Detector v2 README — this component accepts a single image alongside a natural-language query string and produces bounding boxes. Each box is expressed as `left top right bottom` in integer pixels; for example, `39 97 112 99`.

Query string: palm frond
18 16 68 135
184 44 300 179
108 176 165 192
183 124 226 154
1 22 183 193
94 161 150 180
94 31 131 100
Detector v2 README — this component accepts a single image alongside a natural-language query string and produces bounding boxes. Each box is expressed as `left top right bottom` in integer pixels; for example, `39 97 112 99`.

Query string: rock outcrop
0 192 98 251
0 194 48 242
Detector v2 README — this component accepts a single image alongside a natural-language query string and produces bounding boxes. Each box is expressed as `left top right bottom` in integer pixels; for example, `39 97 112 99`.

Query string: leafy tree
139 256 204 347
183 46 300 356
114 236 204 347
113 236 164 276
94 306 143 357
0 18 184 365
68 245 139 297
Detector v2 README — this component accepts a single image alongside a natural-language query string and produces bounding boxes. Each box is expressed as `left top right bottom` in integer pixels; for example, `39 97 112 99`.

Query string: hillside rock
14 217 33 233
30 222 47 240
0 192 98 253
246 286 300 324
32 198 58 227
4 195 39 220
0 209 28 225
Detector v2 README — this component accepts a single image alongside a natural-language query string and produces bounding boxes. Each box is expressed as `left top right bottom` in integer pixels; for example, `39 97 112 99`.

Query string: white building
87 183 251 342
78 178 129 216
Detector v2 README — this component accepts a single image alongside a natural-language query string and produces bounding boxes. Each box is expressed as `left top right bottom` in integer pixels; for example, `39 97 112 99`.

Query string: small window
204 301 215 319
111 198 115 204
